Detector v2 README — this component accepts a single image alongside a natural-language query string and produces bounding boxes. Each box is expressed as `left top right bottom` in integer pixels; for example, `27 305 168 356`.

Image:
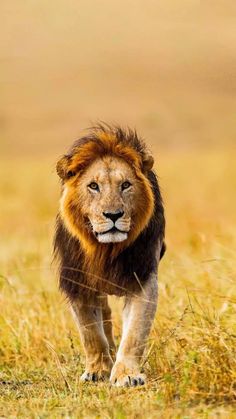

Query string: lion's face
61 156 148 244
59 155 154 250
77 157 139 243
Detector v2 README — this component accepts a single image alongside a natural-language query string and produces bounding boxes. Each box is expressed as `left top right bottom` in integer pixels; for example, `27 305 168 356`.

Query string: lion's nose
103 211 124 223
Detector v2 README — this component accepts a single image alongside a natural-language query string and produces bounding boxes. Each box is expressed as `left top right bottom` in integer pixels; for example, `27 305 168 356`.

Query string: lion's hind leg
100 295 116 360
71 295 113 382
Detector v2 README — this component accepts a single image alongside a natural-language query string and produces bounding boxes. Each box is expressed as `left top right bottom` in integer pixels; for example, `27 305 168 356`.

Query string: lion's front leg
71 296 113 382
110 273 158 387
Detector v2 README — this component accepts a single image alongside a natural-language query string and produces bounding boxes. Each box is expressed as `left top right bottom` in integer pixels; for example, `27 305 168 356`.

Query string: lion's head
56 125 155 255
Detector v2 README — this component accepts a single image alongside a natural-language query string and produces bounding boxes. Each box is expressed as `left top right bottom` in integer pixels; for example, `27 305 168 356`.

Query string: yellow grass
0 149 236 418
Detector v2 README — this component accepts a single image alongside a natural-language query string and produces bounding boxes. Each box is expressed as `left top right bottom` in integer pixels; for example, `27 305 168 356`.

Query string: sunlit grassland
0 149 236 418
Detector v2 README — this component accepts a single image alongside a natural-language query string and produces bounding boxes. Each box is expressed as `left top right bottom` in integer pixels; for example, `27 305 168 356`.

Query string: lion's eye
88 182 99 191
122 181 132 191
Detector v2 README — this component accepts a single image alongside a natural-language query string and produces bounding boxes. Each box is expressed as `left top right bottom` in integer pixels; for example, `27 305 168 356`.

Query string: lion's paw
110 362 146 387
111 373 146 387
80 370 110 383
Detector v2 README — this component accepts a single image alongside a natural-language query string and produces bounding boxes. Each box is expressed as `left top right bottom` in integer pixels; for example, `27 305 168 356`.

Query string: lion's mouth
95 227 128 243
95 226 125 236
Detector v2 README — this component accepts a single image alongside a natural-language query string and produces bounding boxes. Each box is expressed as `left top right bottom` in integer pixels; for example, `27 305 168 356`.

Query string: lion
54 124 165 387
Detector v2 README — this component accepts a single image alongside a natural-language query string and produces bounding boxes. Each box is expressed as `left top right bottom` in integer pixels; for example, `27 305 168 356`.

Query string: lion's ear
56 155 75 180
142 151 154 172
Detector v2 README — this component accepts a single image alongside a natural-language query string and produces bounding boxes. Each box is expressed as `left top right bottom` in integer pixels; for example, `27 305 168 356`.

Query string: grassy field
0 148 236 418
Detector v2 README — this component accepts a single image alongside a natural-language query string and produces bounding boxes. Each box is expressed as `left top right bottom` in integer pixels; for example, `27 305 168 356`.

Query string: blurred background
1 0 236 156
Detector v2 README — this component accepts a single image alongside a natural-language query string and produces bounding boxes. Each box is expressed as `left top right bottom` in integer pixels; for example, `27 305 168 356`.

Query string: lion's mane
54 124 165 299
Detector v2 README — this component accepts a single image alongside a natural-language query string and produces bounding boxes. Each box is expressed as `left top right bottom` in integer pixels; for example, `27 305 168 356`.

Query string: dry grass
0 149 236 418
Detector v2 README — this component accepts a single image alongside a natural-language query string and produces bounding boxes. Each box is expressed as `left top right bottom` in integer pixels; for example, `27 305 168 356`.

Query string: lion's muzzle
91 211 130 244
